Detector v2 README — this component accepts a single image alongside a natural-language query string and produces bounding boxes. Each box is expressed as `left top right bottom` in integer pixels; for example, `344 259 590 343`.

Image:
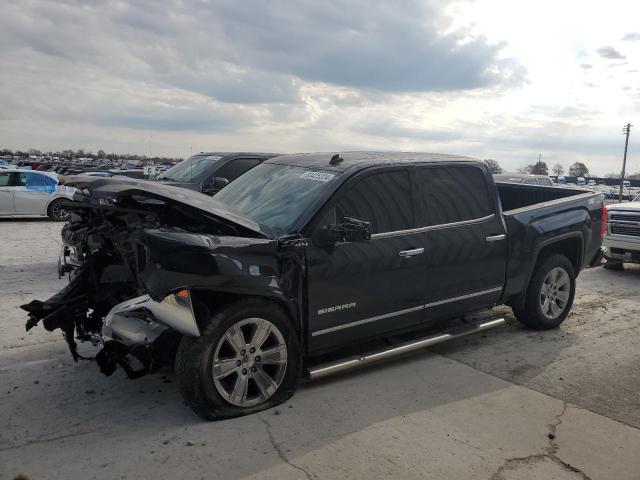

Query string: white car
0 169 75 221
602 200 640 270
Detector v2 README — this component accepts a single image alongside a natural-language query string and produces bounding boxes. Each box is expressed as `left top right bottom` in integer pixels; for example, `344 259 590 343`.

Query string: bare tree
530 161 548 175
569 162 589 177
484 159 503 174
552 164 564 176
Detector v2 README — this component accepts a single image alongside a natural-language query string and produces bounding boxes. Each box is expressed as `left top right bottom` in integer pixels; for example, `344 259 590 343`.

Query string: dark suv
157 152 278 195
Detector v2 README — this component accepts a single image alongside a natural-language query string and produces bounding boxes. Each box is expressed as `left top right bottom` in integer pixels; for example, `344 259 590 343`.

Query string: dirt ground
1 219 639 480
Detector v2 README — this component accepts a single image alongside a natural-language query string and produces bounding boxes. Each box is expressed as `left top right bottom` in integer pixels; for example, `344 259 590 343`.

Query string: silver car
0 169 75 221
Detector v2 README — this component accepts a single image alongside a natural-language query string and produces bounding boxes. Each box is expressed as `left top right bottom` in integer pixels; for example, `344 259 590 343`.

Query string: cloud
622 32 640 42
205 1 525 93
596 46 626 60
357 120 462 142
0 0 524 102
580 63 593 69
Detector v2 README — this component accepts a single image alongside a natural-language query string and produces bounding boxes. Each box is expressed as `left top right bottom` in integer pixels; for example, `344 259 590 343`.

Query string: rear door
306 167 427 352
0 171 14 214
417 164 507 322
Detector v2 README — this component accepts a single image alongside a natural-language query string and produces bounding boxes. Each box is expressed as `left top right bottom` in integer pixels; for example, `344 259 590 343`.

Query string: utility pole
619 124 632 202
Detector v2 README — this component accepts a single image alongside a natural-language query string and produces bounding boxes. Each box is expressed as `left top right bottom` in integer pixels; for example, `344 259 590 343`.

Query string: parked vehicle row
22 152 604 420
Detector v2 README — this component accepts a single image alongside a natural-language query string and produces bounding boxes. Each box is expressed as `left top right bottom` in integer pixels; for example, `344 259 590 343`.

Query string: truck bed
496 182 592 212
495 181 604 303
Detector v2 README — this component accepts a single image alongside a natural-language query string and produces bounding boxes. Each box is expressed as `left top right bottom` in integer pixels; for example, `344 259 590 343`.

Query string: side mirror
203 177 229 195
314 217 371 247
213 177 229 189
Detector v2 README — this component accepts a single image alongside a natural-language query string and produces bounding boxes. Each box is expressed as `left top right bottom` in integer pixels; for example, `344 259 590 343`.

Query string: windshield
158 155 222 182
215 163 340 234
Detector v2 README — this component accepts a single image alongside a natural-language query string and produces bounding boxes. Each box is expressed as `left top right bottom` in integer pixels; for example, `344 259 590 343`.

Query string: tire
175 298 301 420
513 254 576 330
47 198 70 221
603 258 624 271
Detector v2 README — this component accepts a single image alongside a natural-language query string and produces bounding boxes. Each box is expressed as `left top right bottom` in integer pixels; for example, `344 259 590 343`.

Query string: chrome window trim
370 214 495 239
311 286 503 337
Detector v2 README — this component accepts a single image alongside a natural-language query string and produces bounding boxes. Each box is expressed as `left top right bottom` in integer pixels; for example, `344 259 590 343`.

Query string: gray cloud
1 0 524 103
204 0 525 92
580 63 593 69
596 46 626 60
622 32 640 42
357 120 462 142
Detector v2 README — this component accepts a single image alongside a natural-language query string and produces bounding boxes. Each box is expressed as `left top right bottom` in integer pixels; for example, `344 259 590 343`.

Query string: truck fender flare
525 232 584 288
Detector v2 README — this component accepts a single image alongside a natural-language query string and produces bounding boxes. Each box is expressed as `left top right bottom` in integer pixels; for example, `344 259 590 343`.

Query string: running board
306 318 506 380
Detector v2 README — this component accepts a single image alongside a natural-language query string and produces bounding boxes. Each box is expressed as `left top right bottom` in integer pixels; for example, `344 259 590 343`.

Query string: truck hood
60 174 269 238
607 201 640 212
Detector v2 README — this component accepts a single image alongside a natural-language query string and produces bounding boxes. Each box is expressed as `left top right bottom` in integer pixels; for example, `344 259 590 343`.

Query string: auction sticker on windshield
300 171 335 182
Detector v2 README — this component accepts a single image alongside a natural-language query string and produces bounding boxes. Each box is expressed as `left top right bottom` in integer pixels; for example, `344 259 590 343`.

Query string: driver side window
319 170 413 234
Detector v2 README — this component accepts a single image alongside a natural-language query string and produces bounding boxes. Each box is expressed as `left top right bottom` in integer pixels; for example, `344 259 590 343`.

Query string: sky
0 0 639 175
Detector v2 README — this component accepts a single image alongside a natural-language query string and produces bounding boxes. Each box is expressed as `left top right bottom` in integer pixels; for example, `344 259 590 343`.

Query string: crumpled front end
21 175 281 378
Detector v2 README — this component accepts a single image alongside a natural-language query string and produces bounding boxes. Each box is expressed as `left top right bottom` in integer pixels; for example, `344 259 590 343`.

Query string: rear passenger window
420 166 493 226
331 170 413 234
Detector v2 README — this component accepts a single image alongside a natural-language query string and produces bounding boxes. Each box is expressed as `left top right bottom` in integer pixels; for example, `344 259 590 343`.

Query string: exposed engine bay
21 175 279 378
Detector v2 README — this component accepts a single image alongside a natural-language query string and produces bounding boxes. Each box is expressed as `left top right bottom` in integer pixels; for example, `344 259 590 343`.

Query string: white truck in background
602 196 640 270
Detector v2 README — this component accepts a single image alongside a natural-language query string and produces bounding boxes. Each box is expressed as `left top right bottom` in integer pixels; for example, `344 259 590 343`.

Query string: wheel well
535 237 583 274
46 198 60 215
190 290 302 339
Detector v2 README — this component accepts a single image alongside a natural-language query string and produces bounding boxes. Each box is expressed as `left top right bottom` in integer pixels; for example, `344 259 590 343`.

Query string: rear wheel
175 298 301 420
47 199 70 221
513 254 575 330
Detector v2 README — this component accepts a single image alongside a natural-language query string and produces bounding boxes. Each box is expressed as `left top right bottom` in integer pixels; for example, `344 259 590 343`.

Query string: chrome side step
306 318 506 380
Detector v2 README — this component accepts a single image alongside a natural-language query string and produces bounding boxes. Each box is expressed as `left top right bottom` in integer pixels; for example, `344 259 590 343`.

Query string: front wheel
513 254 576 330
175 298 301 420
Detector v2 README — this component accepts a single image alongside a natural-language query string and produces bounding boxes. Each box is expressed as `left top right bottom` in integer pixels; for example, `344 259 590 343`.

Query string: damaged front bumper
95 290 200 378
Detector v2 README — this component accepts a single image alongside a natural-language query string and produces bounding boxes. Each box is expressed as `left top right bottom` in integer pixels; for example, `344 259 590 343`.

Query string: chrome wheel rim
212 318 288 407
540 267 571 319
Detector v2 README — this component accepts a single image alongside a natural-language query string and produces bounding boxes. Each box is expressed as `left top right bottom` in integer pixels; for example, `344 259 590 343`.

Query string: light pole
619 124 632 202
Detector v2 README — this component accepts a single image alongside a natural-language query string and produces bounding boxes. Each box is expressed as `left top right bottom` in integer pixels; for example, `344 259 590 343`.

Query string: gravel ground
1 219 639 480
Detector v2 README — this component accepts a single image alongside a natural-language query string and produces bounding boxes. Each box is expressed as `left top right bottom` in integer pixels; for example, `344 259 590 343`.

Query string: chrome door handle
399 248 424 257
486 234 506 242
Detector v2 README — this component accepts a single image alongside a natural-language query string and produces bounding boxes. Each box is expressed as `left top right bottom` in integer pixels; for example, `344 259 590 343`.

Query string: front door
0 171 14 214
13 172 54 215
306 168 427 353
417 164 507 321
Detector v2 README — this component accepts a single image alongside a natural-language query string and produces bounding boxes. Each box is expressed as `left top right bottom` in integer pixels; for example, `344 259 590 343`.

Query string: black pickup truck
23 152 604 420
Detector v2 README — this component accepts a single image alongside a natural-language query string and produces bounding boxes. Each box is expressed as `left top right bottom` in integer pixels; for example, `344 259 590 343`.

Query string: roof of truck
194 152 280 159
267 151 480 172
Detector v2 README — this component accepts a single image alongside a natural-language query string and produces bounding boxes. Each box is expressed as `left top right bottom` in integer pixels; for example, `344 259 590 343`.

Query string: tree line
483 159 640 179
0 147 180 164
